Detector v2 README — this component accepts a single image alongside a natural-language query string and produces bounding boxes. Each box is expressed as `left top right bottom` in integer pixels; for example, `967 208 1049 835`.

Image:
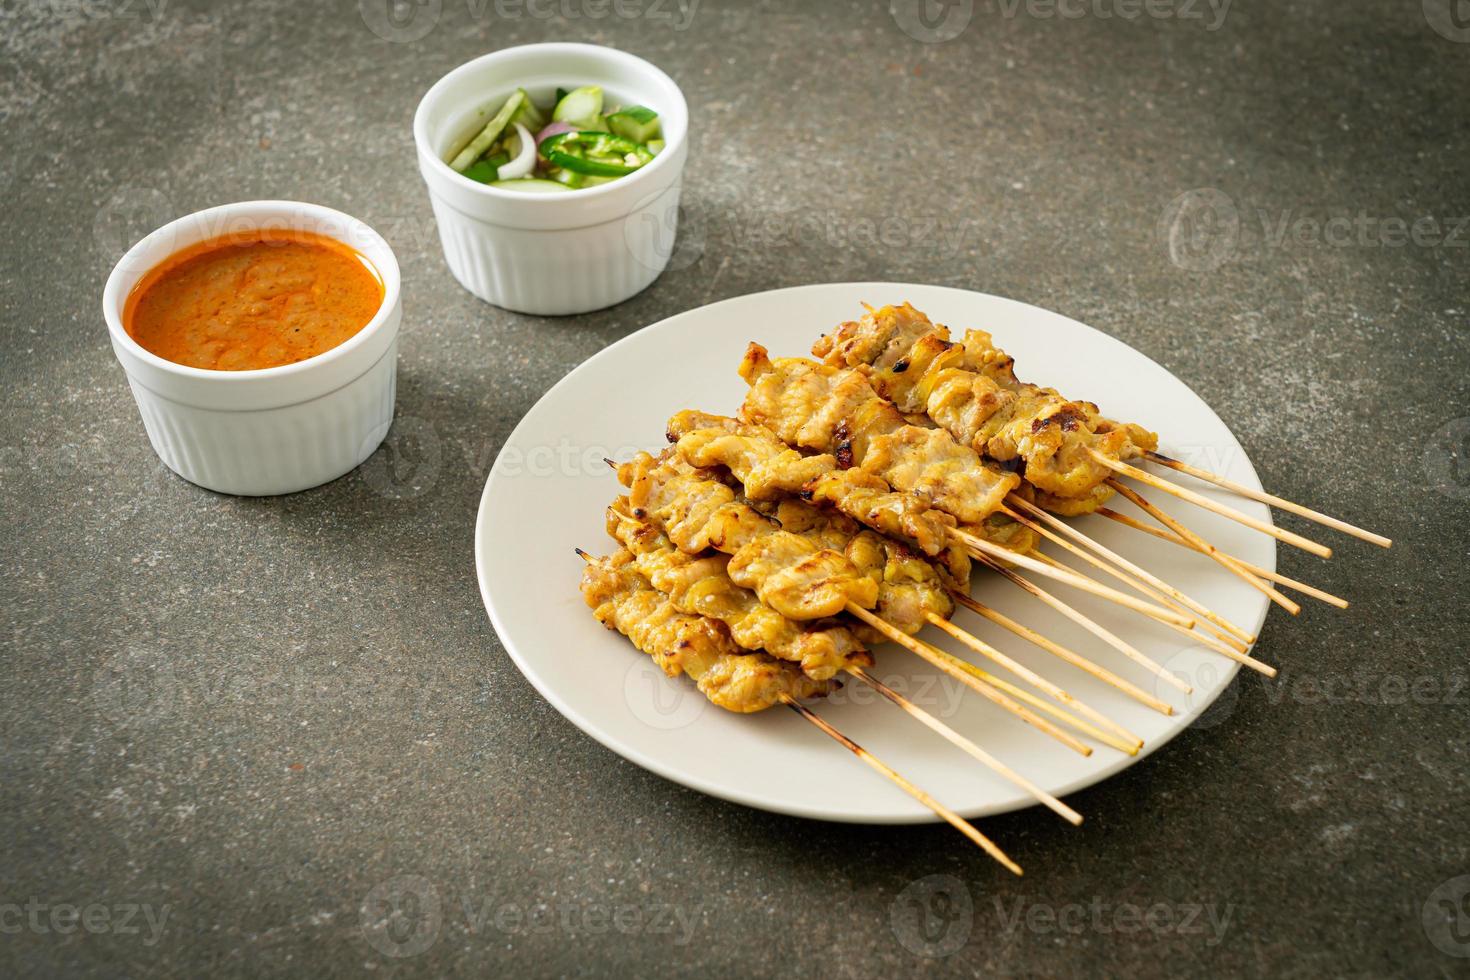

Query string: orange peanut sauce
123 229 384 371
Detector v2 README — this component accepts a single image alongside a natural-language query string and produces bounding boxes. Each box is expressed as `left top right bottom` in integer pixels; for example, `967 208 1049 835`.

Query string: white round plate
475 283 1274 823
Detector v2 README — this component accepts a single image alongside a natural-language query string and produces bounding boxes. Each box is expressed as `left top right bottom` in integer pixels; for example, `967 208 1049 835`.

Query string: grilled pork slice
580 549 836 712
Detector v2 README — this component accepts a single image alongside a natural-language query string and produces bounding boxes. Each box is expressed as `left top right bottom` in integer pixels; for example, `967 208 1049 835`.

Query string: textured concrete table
4 1 1468 976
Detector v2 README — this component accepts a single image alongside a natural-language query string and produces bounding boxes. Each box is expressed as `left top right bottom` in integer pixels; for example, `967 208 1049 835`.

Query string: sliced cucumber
449 90 526 172
552 85 604 130
606 106 660 144
548 168 615 189
511 87 547 133
646 138 666 156
488 178 574 193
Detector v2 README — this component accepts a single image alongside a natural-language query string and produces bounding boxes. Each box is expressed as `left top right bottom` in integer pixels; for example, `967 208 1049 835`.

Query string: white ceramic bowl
102 200 402 496
414 43 689 315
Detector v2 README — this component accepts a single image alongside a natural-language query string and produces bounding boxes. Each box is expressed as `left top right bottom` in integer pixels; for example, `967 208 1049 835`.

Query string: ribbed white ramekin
414 43 689 315
102 201 402 496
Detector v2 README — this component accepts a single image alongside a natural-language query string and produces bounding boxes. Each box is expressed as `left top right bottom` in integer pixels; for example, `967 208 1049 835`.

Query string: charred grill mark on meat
738 343 1021 525
606 495 873 680
812 302 1159 506
614 449 881 623
667 409 962 562
579 549 837 711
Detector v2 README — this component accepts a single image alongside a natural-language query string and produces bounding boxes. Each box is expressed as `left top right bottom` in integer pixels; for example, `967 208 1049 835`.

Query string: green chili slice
540 131 655 178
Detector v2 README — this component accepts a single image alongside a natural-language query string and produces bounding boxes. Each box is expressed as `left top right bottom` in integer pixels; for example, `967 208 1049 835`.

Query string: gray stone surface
3 0 1468 976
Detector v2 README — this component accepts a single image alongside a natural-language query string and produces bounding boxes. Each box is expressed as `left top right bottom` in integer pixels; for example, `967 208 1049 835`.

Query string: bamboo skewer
1096 508 1349 609
847 665 1083 824
1025 531 1249 657
974 555 1192 694
1107 481 1302 616
953 529 1194 629
1025 549 1276 679
603 459 1104 754
1007 496 1255 647
951 592 1174 716
1090 451 1332 559
597 457 1171 718
853 609 1129 754
934 649 1143 753
1144 451 1390 549
577 548 1076 819
1014 514 1249 656
845 603 1093 756
780 695 1023 874
924 613 1144 753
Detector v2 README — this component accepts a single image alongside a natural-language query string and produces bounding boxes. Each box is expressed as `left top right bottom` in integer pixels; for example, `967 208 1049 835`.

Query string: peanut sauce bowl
414 43 689 315
102 200 402 496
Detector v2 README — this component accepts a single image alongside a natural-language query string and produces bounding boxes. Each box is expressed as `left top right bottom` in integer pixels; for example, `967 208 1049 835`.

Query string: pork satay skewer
580 550 1022 869
1095 508 1349 609
606 500 1091 809
580 547 838 710
676 390 1189 696
782 467 1181 714
812 302 1386 555
624 452 1123 755
732 351 1212 640
741 467 1189 708
746 473 1170 714
812 302 1153 509
1143 451 1390 549
1108 481 1302 616
669 411 1193 631
779 696 1023 874
753 494 1140 754
587 532 1085 822
605 497 870 680
614 452 1094 755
